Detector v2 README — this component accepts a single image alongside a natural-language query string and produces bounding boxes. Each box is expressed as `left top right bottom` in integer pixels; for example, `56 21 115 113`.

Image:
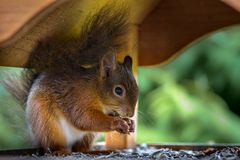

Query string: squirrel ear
100 53 117 79
124 56 133 70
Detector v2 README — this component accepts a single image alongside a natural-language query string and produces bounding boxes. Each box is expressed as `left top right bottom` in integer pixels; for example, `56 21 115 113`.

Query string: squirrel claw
122 118 135 133
51 149 71 156
113 117 130 134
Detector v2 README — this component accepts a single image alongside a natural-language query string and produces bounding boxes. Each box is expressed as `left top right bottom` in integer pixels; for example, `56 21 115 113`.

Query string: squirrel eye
114 86 124 97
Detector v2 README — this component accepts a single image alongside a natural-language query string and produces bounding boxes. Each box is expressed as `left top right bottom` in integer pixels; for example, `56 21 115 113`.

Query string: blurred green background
1 26 240 149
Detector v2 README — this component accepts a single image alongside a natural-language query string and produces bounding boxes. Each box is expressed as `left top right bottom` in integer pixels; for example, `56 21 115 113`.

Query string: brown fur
4 4 138 154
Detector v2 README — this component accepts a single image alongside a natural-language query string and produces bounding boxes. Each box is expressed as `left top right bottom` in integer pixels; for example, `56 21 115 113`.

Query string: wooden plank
139 0 240 66
148 143 240 151
0 144 240 156
0 0 56 46
222 0 240 12
2 0 240 67
129 0 161 25
0 0 159 67
0 0 69 66
0 0 159 46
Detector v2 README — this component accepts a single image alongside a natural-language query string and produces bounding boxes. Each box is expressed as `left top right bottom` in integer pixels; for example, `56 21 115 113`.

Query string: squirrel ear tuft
124 56 132 70
100 53 117 79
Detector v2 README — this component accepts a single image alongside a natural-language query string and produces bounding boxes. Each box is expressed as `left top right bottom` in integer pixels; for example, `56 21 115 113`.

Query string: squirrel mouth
108 111 120 117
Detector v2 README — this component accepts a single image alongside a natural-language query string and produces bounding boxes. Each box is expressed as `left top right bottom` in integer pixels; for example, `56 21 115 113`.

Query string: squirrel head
97 53 138 118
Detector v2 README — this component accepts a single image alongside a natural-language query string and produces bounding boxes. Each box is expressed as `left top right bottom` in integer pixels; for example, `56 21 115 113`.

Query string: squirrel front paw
111 117 135 134
112 117 130 134
122 118 135 133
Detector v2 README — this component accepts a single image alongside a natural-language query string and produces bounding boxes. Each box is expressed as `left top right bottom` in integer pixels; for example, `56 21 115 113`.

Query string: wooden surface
0 144 240 155
1 0 240 67
0 0 70 66
138 0 240 66
223 0 240 12
0 0 56 46
0 0 159 67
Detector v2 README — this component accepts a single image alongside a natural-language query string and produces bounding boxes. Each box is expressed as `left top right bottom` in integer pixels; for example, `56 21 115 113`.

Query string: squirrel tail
3 70 39 106
27 4 129 73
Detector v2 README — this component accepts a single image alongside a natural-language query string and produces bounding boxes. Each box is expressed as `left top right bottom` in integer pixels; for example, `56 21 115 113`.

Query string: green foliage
138 68 240 143
164 27 240 114
0 67 30 149
137 26 240 143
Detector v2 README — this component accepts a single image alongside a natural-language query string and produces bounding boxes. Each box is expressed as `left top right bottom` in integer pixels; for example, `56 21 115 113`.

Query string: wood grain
0 0 159 67
222 0 240 12
139 0 240 66
0 0 56 45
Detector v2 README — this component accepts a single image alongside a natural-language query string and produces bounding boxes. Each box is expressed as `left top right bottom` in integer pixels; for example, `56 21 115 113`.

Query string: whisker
137 110 155 126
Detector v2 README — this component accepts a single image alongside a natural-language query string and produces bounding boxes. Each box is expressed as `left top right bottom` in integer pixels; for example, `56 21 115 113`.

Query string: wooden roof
0 0 240 67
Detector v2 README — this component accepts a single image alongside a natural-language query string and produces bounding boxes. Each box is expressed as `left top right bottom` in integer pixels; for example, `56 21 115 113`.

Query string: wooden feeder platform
1 0 240 154
0 144 240 159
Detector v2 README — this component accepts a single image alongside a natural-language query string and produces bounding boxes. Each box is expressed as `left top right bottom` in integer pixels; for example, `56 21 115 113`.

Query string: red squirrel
4 5 138 155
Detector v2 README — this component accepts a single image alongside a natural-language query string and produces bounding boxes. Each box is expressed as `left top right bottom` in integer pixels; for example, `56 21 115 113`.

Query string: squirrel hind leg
26 88 71 154
72 133 95 152
50 147 72 156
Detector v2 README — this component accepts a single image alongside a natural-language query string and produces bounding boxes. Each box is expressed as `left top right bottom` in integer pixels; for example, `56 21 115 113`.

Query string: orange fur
26 87 68 152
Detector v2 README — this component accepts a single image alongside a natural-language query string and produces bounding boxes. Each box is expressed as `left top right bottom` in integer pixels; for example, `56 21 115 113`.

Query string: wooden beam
1 0 240 67
0 0 70 67
0 0 159 46
129 0 161 25
139 0 240 66
0 0 58 46
222 0 240 12
0 0 159 67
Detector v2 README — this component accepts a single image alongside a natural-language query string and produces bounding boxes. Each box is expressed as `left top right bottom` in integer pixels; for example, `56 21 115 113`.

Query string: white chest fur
59 117 86 147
